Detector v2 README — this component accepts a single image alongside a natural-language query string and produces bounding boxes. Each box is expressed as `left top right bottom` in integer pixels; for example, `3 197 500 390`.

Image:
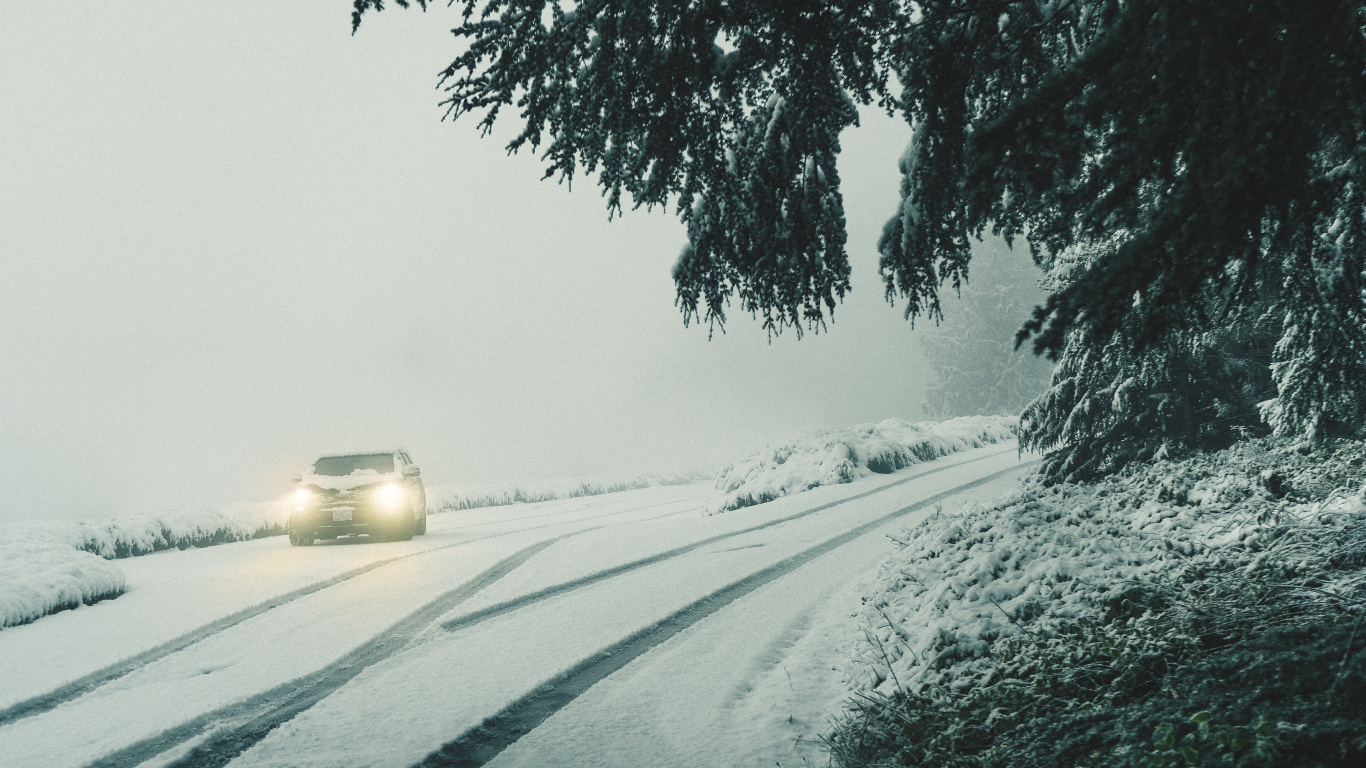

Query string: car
286 450 427 546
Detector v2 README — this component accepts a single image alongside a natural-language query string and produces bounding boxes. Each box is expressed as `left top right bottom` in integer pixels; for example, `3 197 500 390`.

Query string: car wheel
415 511 427 535
289 528 314 546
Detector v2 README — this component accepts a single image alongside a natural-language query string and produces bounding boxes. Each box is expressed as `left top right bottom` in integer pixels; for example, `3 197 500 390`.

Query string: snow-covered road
0 443 1030 768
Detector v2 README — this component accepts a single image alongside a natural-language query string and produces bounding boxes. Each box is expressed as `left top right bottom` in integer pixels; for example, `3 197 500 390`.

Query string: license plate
332 510 353 522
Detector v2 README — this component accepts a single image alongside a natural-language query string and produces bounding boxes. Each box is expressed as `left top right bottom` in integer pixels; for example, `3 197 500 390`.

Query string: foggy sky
1 2 938 524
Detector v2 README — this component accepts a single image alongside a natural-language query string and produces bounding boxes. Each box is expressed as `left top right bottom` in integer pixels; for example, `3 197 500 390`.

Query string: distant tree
353 0 1366 475
918 241 1052 420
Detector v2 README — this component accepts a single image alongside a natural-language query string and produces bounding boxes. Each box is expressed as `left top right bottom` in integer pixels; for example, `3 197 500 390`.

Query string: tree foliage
356 0 903 336
353 0 1366 472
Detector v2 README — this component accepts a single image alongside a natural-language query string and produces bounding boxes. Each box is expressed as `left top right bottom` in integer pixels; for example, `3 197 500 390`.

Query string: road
0 443 1030 768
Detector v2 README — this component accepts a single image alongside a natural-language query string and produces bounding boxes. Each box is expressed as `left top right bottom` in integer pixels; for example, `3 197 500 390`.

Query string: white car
287 450 427 546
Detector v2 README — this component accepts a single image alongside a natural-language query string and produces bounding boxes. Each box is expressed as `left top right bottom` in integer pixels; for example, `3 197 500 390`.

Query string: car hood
300 470 400 492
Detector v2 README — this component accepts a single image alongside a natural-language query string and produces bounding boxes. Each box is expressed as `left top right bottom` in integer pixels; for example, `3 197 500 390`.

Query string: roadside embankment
829 437 1366 768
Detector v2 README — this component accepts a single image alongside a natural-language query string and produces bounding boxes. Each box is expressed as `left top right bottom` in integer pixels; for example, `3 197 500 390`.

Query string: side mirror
403 466 421 477
291 472 303 484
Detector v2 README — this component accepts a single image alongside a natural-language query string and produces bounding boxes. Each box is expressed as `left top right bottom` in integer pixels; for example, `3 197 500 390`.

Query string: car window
312 454 395 476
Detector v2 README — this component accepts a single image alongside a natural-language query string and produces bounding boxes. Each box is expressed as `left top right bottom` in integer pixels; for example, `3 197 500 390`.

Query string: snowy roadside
0 542 126 630
0 503 288 629
709 414 1017 513
828 437 1366 766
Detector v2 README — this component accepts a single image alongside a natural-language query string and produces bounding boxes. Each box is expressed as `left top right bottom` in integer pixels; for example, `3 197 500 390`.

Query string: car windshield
312 454 394 477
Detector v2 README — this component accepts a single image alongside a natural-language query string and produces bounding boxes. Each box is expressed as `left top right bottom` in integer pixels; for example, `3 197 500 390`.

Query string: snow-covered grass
829 437 1366 767
0 502 289 630
13 502 293 560
0 541 126 629
709 415 1017 513
426 471 705 513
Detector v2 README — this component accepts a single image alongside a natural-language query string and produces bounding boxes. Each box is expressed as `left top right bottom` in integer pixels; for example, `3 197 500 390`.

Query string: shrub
828 438 1366 768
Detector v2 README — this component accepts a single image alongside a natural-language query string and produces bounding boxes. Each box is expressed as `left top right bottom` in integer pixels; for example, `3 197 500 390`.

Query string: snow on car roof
314 449 404 459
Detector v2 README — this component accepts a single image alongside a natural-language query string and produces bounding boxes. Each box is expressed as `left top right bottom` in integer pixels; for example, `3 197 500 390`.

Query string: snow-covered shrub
427 471 706 513
8 501 292 560
709 415 1017 514
828 438 1366 768
0 541 126 629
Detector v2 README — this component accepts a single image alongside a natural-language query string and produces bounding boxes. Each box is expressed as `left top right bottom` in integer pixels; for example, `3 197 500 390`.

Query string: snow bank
840 438 1366 698
708 415 1018 513
427 471 705 513
0 541 126 629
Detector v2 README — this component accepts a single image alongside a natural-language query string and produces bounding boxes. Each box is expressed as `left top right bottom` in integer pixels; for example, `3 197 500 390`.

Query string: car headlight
376 484 403 508
293 488 313 511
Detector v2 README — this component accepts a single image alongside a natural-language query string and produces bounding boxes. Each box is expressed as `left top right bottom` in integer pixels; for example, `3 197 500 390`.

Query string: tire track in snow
0 495 702 728
80 538 562 768
74 447 1013 767
450 489 696 527
417 461 1037 768
437 445 1018 636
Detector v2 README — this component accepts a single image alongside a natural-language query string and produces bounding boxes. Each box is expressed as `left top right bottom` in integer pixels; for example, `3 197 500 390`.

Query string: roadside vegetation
709 415 1017 514
830 437 1366 768
426 472 704 513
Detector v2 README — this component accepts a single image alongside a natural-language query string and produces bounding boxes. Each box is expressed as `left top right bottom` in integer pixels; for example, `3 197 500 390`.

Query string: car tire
396 515 415 541
415 511 427 535
289 528 314 546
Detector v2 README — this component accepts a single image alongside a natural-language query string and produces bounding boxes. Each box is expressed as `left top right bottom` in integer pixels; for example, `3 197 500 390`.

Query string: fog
0 2 931 525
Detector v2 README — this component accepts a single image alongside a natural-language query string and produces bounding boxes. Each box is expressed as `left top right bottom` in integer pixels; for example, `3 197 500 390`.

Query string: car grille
318 489 373 523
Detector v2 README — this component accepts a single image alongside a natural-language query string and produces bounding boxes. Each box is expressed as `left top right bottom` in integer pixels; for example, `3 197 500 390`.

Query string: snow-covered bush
709 415 1017 514
427 471 706 513
828 438 1366 768
0 541 126 629
6 501 292 561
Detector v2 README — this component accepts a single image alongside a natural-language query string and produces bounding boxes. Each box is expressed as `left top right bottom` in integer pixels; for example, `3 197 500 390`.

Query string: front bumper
289 500 412 537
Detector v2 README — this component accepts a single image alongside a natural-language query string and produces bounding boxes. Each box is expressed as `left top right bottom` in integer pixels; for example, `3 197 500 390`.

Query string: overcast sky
0 2 943 525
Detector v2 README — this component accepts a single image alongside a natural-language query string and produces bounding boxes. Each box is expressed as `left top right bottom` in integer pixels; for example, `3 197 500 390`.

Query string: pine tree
354 0 1366 474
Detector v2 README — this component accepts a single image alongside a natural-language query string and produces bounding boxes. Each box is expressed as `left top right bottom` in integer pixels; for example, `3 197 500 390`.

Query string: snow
0 441 1024 768
0 541 125 629
0 503 289 630
0 487 705 713
709 415 1017 513
222 447 1027 768
299 468 395 492
839 438 1366 701
480 476 1024 768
